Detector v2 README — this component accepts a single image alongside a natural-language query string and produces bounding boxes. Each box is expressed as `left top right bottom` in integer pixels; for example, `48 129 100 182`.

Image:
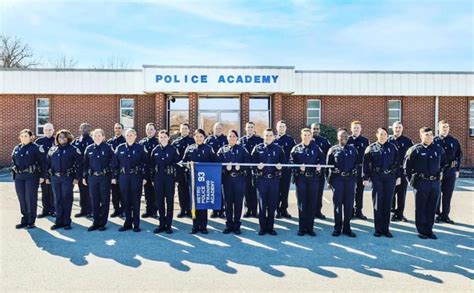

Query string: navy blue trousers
119 174 143 228
371 175 396 234
51 176 74 226
295 176 319 232
223 175 245 229
15 175 40 225
256 178 279 231
88 175 111 227
154 174 175 228
277 169 292 212
331 176 356 233
415 179 440 236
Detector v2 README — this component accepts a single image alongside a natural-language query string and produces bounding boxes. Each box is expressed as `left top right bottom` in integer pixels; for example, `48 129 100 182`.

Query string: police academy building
0 65 473 167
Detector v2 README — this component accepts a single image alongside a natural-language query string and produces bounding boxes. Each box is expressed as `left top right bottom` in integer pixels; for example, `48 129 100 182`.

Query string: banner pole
190 161 196 220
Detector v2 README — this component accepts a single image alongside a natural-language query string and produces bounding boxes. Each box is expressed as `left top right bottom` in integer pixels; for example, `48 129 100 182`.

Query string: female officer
47 129 82 230
217 130 250 235
182 128 216 234
112 128 149 233
151 130 180 234
290 128 325 236
83 129 115 232
11 129 47 229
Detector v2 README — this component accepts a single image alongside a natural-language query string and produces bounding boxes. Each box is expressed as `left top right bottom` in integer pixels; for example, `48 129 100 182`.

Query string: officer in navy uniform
205 122 229 219
35 123 56 218
151 130 180 234
83 129 114 231
274 120 296 219
172 123 195 218
72 123 94 218
47 129 83 230
238 121 263 218
311 122 332 219
363 128 400 238
217 130 250 234
107 123 126 218
388 121 413 222
12 129 47 229
112 129 149 232
139 123 159 219
327 128 358 237
182 129 217 234
404 127 446 239
434 120 462 224
347 121 369 220
251 128 286 236
290 128 325 236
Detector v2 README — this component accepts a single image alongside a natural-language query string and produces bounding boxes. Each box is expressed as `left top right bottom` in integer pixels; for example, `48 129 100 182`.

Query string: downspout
434 96 439 133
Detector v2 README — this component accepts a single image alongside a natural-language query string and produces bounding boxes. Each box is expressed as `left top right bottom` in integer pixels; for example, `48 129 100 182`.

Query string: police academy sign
142 66 295 93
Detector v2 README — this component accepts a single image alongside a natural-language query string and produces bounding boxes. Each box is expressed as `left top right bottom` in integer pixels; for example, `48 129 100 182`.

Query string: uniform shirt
433 134 462 171
112 143 149 179
139 136 159 154
362 141 400 180
72 134 94 155
347 135 369 166
150 144 180 176
107 135 126 151
205 134 229 154
327 144 358 175
251 142 286 177
11 143 47 178
238 134 263 154
83 142 115 177
290 142 325 174
47 143 83 180
182 143 217 163
35 136 55 156
217 144 250 173
404 143 446 181
388 134 413 174
274 134 296 163
312 135 332 156
172 135 196 160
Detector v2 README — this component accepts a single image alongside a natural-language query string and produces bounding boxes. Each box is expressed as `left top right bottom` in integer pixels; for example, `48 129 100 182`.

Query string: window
36 98 50 135
249 96 271 136
388 100 401 132
470 100 474 136
168 96 189 136
120 98 134 129
198 97 240 135
307 99 321 126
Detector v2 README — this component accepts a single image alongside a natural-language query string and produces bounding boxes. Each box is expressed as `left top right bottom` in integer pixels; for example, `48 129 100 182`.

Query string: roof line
142 65 295 69
295 70 474 74
0 68 142 72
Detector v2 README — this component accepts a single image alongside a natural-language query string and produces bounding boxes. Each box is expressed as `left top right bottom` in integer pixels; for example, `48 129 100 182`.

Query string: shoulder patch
38 145 45 153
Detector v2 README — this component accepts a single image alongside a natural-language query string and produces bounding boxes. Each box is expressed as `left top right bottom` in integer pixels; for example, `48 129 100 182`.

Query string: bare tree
48 55 78 69
93 56 130 69
0 35 40 68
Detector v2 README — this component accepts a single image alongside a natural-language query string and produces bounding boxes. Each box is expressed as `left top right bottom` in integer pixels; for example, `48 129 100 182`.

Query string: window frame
167 95 190 133
198 96 241 134
120 98 135 130
249 96 272 134
36 98 50 136
469 100 474 136
306 98 321 126
388 99 402 131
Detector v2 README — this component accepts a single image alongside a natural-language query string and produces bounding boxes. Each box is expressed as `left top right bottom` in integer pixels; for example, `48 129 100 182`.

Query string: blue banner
190 162 222 210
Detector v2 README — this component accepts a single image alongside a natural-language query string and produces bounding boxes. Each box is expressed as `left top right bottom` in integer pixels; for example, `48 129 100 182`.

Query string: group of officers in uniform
11 118 462 240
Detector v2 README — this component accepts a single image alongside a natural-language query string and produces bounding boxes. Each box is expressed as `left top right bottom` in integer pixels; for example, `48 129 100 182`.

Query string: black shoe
418 233 428 239
307 231 317 237
201 228 209 234
64 225 72 230
435 216 442 223
257 230 265 236
218 212 226 219
243 211 251 218
275 212 282 219
151 213 158 219
190 228 199 234
133 227 141 232
444 217 455 224
373 231 382 237
50 224 62 230
356 213 368 220
315 213 326 220
281 211 292 219
400 216 408 222
110 211 121 218
391 214 400 222
332 230 341 237
297 230 305 236
98 226 107 231
234 229 241 235
154 227 166 234
50 212 57 218
210 212 218 218
428 233 437 239
269 230 277 236
15 223 27 229
344 231 357 238
26 224 36 229
252 212 258 218
141 213 150 218
37 213 49 219
74 212 87 218
86 214 93 219
165 228 173 234
223 228 232 234
88 225 99 232
119 226 131 232
177 211 186 218
383 232 393 238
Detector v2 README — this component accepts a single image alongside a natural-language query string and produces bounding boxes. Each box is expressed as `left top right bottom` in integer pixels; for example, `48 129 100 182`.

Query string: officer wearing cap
238 121 263 218
311 122 332 219
404 127 445 239
327 128 358 238
172 123 195 218
205 122 229 219
139 123 159 219
274 120 296 219
107 122 126 218
35 123 56 218
388 121 413 222
290 128 325 236
251 128 285 236
83 129 114 232
434 120 462 224
112 129 149 233
363 127 400 238
12 129 47 229
48 129 83 230
72 123 94 218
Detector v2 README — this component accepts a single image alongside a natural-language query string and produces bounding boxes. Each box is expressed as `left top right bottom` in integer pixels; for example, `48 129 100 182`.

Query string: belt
298 170 320 177
418 174 440 181
332 169 357 177
446 161 458 169
374 167 395 175
225 171 245 177
89 171 111 176
15 165 38 174
258 173 279 179
52 171 73 177
120 167 143 174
